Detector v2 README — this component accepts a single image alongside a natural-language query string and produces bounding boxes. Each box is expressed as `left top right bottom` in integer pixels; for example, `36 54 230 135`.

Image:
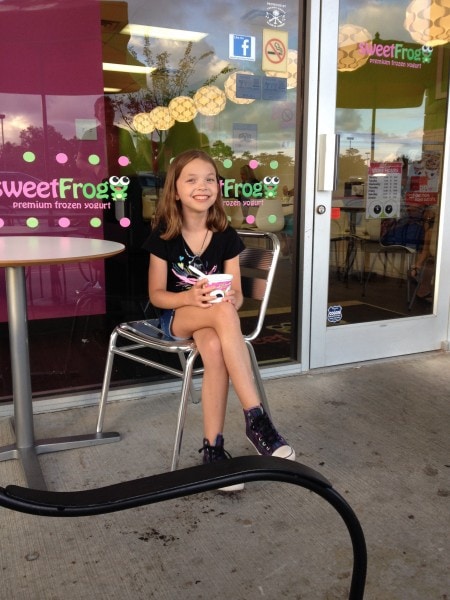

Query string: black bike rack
0 456 367 599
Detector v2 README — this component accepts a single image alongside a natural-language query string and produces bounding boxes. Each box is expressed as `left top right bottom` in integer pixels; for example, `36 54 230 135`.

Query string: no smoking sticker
262 28 288 72
265 38 286 63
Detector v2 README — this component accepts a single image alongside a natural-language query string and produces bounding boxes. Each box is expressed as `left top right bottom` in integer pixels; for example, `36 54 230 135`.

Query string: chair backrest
237 230 280 342
379 214 425 250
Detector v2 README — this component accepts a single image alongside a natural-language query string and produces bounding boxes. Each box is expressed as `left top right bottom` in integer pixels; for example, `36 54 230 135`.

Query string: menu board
366 162 402 219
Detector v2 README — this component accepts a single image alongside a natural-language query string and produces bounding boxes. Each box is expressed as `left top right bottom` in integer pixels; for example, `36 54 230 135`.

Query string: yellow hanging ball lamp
168 96 198 122
404 0 450 47
193 86 226 116
337 24 373 72
149 106 175 131
224 71 256 104
265 49 298 89
132 112 154 134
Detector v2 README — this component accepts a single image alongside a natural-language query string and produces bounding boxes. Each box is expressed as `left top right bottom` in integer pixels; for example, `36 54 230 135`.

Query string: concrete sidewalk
0 351 448 599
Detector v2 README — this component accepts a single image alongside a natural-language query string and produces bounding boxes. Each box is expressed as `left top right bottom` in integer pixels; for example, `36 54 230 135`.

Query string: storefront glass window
329 0 449 326
0 0 300 401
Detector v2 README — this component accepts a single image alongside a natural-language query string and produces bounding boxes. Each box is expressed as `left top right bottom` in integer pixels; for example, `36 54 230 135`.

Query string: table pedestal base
0 432 120 490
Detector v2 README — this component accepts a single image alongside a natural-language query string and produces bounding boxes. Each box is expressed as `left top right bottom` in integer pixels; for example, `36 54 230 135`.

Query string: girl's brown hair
153 149 228 239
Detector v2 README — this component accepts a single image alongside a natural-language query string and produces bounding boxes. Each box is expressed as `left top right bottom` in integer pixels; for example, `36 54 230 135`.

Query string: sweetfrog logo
263 175 280 198
367 199 399 219
358 41 434 64
109 175 130 201
421 45 433 64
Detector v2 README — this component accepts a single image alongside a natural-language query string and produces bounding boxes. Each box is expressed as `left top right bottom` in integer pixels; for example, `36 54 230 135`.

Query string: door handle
317 133 340 191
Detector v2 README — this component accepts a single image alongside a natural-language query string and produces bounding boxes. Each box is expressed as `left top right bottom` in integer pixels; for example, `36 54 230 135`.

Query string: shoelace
250 413 280 445
199 441 232 461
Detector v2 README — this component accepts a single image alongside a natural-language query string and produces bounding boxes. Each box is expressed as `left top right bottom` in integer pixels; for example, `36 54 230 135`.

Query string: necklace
185 229 209 257
183 229 209 271
197 229 209 256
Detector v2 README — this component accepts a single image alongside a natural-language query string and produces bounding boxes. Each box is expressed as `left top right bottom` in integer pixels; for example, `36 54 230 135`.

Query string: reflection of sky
337 0 432 162
0 94 43 143
340 0 412 43
0 94 102 145
336 103 426 163
0 0 442 163
0 0 299 158
126 0 299 102
125 0 300 157
128 0 299 52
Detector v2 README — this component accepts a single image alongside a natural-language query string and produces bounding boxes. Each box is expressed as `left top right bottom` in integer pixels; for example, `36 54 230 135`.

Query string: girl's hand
223 288 237 306
186 279 215 307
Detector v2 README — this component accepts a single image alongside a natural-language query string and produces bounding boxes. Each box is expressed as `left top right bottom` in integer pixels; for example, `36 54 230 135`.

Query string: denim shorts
159 309 192 341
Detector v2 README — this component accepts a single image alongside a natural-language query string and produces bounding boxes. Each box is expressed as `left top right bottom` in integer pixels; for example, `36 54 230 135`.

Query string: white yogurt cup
205 273 233 303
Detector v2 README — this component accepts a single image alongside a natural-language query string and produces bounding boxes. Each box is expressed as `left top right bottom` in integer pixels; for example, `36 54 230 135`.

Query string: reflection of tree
2 125 78 177
209 140 234 162
254 152 295 171
114 39 234 132
233 151 295 179
338 150 366 183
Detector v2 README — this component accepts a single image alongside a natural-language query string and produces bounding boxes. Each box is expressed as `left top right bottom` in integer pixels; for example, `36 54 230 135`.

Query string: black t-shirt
143 225 245 293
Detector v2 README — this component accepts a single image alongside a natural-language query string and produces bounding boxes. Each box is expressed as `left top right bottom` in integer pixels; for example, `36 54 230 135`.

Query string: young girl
144 150 295 488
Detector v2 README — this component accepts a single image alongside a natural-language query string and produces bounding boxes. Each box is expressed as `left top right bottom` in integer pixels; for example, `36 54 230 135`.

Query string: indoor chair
329 218 347 278
96 230 280 471
363 240 417 305
362 212 426 308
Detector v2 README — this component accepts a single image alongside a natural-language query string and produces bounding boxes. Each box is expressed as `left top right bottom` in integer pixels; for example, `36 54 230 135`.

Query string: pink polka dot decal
58 217 71 228
56 153 68 164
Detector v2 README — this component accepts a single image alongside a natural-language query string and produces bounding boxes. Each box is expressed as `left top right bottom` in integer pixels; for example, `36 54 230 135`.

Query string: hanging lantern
193 86 226 116
337 24 373 72
149 106 175 131
132 112 154 134
404 0 450 47
265 50 298 89
224 71 256 104
168 96 198 122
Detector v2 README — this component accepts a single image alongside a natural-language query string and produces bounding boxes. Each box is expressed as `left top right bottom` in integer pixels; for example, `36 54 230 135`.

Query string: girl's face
176 158 218 213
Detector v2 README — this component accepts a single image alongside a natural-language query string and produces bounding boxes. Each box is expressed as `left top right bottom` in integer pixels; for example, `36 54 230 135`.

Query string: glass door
310 0 450 367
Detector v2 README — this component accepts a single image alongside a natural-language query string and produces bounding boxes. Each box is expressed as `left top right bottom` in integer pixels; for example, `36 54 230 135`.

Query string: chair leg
171 349 199 471
405 255 412 303
408 260 427 310
96 330 119 433
362 251 380 297
245 341 272 420
178 351 200 404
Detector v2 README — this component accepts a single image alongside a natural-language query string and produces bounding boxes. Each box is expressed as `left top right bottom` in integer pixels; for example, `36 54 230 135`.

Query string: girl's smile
176 158 219 211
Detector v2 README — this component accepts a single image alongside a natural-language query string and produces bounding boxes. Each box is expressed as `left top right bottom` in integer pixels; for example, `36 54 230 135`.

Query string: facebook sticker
229 34 256 61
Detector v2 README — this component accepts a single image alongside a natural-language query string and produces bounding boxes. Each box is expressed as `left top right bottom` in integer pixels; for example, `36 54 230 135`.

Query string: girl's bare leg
178 305 296 464
193 328 229 442
173 303 261 410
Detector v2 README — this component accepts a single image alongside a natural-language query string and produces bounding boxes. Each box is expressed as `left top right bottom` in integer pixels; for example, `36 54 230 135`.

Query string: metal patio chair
96 230 280 471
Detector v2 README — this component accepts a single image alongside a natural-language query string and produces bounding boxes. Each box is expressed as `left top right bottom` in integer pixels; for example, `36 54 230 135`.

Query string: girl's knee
196 330 223 357
201 342 225 370
213 302 241 326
